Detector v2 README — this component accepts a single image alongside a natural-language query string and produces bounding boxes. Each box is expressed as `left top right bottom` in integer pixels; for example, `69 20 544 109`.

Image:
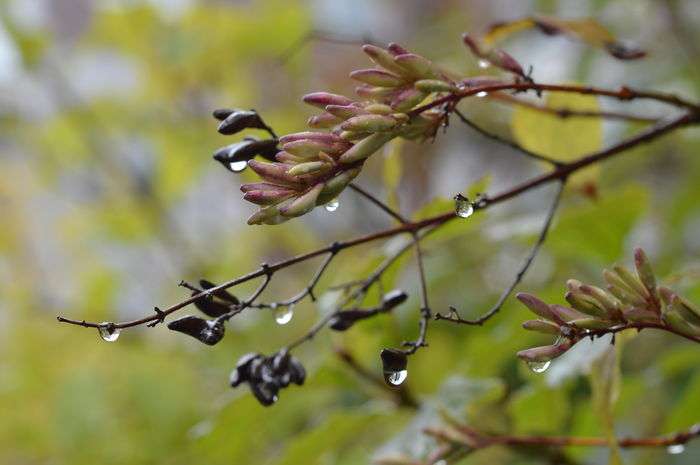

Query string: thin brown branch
452 108 562 165
57 111 698 333
403 233 431 355
436 179 565 325
278 30 381 64
349 183 407 223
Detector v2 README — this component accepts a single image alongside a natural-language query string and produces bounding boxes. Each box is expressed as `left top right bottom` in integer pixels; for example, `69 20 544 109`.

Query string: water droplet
454 194 474 219
476 91 488 98
667 444 685 455
275 305 294 325
478 59 490 69
384 369 408 386
98 323 120 342
229 160 248 172
527 360 551 373
324 199 339 212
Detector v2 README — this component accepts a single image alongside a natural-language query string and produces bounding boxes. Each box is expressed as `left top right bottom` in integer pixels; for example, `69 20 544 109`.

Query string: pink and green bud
283 139 348 158
569 318 612 330
247 204 288 226
522 320 560 335
390 87 427 111
275 151 307 164
634 248 657 297
579 284 622 320
487 49 525 76
318 167 361 204
326 104 366 119
248 160 301 187
302 92 354 109
393 53 439 79
623 307 660 323
364 103 393 115
663 307 700 337
565 290 608 318
243 188 295 206
387 42 409 56
516 293 558 321
338 130 370 141
517 340 571 363
339 132 395 164
307 113 342 129
355 84 399 101
414 79 456 93
240 182 288 193
286 161 330 177
279 183 324 218
350 68 405 87
462 33 483 56
341 114 399 132
279 131 343 145
613 264 649 298
549 304 586 322
362 44 408 75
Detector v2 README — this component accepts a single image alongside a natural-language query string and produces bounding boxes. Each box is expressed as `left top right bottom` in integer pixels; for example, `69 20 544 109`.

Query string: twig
57 112 698 332
403 233 431 355
349 183 407 223
452 108 562 165
436 179 565 325
278 30 381 64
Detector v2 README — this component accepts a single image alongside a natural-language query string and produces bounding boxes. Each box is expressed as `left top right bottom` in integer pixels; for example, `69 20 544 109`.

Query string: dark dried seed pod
249 380 280 406
382 289 408 310
272 349 290 372
380 348 407 373
212 108 237 121
213 138 280 170
230 352 262 387
191 291 231 318
288 357 306 386
329 309 375 331
167 315 225 345
199 279 239 305
217 110 266 135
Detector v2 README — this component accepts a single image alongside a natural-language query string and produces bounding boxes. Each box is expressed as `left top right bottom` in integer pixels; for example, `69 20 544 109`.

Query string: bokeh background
1 0 699 464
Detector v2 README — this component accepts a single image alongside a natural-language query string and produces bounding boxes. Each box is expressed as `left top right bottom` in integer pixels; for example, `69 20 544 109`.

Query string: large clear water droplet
384 369 408 386
476 91 488 98
324 199 339 212
667 444 685 455
454 194 474 219
527 360 551 373
229 160 248 172
274 304 294 325
478 59 490 69
98 323 120 342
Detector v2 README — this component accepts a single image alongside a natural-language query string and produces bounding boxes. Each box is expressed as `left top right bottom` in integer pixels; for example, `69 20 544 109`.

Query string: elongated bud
380 348 407 372
606 284 646 307
516 293 558 321
283 139 347 158
212 108 235 121
247 204 287 225
247 160 301 186
318 167 361 203
364 103 393 115
241 182 289 193
663 307 700 337
303 92 354 109
339 130 370 141
677 295 700 320
339 132 395 164
355 84 399 101
341 114 398 132
387 42 409 56
243 188 295 206
658 286 674 306
275 151 307 164
329 309 377 331
279 183 324 218
390 87 426 111
603 269 641 297
522 320 560 335
279 131 343 145
307 113 342 129
579 285 622 320
565 291 608 318
487 49 525 76
634 248 657 297
623 307 660 323
669 295 700 326
549 304 586 322
350 68 405 87
394 53 438 79
286 161 329 177
362 44 409 75
569 318 612 330
462 33 482 56
613 264 649 298
414 79 455 93
326 104 366 119
566 279 583 291
517 340 571 363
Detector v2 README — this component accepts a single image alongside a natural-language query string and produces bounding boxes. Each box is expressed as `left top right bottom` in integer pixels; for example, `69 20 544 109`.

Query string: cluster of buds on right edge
516 248 700 365
239 43 454 225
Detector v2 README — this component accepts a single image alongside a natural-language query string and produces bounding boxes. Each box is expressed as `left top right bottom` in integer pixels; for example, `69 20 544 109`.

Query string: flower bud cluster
230 350 306 406
239 43 454 225
516 248 700 364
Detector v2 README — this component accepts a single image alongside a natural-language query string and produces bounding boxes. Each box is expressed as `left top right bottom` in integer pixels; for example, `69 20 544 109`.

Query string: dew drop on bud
98 322 120 342
478 59 490 69
476 91 488 98
324 199 339 212
454 194 474 219
527 360 551 373
229 160 248 172
274 304 294 325
667 444 685 455
384 369 408 386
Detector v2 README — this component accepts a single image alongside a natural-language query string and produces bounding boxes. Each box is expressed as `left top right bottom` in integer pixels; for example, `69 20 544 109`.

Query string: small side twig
349 183 407 224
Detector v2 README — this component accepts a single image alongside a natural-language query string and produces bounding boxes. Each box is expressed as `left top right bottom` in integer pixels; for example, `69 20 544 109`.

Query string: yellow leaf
511 90 603 190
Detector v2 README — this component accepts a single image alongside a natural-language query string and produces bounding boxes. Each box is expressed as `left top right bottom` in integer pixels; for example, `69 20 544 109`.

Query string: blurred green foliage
1 1 699 464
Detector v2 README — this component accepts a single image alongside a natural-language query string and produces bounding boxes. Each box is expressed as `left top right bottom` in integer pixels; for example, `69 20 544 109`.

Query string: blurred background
1 0 699 463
